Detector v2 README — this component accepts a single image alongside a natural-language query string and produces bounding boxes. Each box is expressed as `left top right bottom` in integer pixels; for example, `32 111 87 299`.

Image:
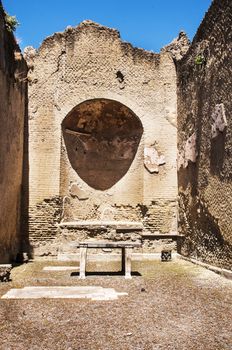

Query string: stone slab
58 221 143 231
1 286 128 301
78 241 141 248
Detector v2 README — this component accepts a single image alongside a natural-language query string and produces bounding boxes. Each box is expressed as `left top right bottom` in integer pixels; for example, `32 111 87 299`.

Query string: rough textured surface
144 146 165 174
162 31 190 61
0 260 231 349
62 98 143 190
0 265 12 282
1 0 231 272
0 3 27 262
26 20 178 257
177 0 232 269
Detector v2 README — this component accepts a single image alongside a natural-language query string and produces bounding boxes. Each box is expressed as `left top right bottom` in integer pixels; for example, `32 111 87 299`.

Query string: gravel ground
0 259 231 350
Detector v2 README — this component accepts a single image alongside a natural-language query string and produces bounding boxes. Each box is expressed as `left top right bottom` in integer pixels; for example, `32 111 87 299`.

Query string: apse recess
62 99 143 190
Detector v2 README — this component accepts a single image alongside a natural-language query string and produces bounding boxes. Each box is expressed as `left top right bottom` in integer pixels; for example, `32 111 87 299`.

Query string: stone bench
141 233 185 261
141 233 185 240
76 241 141 279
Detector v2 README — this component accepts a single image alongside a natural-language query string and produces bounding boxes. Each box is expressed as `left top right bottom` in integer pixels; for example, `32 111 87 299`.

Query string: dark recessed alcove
62 98 143 190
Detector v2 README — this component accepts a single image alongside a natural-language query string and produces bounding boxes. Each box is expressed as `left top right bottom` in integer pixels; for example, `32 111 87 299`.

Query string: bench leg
125 247 132 279
122 247 125 274
79 246 87 279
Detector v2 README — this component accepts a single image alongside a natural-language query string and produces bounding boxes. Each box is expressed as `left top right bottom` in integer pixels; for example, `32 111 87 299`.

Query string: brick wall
0 2 27 262
26 21 178 256
177 0 232 269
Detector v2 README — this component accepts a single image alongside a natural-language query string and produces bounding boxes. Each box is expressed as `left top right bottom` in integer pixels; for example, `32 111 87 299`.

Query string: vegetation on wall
0 4 19 32
5 13 19 32
194 54 205 66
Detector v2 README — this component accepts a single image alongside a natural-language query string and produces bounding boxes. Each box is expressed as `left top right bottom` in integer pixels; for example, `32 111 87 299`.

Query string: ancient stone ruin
0 0 231 270
26 20 178 257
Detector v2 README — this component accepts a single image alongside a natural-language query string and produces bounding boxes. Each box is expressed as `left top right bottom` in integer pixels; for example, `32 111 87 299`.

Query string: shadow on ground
71 271 141 277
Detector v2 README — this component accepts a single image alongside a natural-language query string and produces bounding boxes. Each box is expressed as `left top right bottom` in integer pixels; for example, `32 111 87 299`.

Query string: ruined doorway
62 99 143 190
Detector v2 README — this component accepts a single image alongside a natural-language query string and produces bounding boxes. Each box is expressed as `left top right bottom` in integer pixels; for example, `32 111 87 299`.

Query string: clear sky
2 0 212 52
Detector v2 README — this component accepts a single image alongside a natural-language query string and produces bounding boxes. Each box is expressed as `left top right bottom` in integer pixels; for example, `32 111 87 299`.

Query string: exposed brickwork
1 0 231 266
144 201 177 234
0 3 27 262
26 21 178 256
177 0 232 269
29 197 62 242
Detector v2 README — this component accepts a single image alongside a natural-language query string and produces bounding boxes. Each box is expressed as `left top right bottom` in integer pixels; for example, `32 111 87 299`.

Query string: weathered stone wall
0 3 27 262
177 0 232 269
26 21 178 257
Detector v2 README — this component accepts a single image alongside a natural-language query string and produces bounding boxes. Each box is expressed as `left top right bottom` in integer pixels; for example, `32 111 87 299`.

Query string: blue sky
3 0 212 52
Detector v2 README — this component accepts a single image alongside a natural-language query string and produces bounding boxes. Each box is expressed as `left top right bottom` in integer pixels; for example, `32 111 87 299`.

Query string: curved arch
62 98 143 190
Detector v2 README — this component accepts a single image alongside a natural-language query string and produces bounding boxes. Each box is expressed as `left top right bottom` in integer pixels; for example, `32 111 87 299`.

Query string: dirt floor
0 258 231 350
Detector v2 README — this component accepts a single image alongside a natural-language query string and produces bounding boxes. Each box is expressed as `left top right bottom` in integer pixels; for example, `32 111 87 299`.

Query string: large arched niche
62 98 143 190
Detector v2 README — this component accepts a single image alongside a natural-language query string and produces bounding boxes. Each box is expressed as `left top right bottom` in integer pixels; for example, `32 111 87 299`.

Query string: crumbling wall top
162 31 191 61
26 19 162 65
0 2 27 79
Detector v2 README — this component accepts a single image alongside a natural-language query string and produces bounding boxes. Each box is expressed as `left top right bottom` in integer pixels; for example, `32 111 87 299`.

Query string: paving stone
1 286 128 301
